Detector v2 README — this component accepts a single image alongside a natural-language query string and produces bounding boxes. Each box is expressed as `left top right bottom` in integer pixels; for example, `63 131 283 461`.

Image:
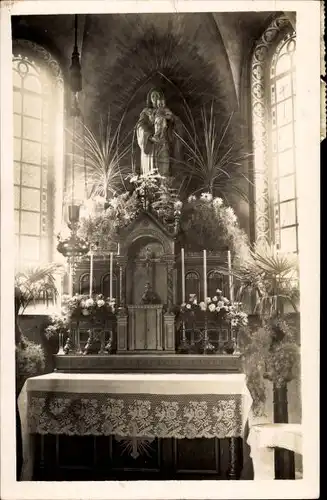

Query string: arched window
13 40 64 267
101 273 118 299
185 271 200 300
207 270 226 298
79 273 96 295
270 33 297 253
251 17 298 253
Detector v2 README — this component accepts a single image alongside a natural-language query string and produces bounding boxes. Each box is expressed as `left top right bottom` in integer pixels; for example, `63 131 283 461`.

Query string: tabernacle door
127 305 163 352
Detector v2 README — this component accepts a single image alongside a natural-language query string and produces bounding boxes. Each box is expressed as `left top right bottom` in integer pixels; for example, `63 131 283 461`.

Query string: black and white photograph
0 1 320 499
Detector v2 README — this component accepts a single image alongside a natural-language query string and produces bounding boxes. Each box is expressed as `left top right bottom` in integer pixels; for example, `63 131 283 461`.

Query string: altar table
18 373 252 480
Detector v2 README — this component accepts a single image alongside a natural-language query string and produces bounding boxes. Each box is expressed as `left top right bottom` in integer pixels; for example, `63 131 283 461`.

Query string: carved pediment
119 211 175 256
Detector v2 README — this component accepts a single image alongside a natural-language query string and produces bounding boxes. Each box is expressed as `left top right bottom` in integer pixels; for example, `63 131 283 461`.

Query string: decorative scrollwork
12 39 64 88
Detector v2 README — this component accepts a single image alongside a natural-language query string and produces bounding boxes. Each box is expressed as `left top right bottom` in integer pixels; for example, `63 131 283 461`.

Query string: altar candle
109 252 113 299
181 248 186 303
117 243 120 255
227 250 234 302
68 264 73 296
203 249 207 301
89 250 94 296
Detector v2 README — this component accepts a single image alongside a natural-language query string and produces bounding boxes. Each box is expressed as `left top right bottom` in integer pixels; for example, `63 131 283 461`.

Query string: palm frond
172 102 253 201
67 112 133 202
15 263 64 314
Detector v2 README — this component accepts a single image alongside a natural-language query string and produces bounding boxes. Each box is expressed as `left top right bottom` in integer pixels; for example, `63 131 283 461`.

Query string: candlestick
89 251 94 296
110 252 113 299
203 249 207 301
181 248 185 303
227 250 234 302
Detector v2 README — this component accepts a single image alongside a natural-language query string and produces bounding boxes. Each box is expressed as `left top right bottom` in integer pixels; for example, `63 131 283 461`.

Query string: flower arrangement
45 312 69 340
62 293 116 323
241 319 300 416
180 290 248 329
180 194 250 262
16 336 45 395
77 191 141 253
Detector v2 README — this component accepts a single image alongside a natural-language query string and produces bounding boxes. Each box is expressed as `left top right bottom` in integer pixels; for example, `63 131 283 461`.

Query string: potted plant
220 244 300 478
14 262 64 341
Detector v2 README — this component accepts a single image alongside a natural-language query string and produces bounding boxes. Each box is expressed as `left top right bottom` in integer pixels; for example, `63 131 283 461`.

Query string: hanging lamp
57 15 89 276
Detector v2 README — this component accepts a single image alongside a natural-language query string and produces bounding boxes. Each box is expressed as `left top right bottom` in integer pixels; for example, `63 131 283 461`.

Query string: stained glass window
13 55 51 265
269 32 298 253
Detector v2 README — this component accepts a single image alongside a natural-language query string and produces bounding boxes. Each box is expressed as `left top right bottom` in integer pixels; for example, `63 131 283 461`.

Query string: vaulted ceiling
11 11 283 116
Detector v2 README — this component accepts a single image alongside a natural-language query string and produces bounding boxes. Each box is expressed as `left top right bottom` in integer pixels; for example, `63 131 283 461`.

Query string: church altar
18 372 252 480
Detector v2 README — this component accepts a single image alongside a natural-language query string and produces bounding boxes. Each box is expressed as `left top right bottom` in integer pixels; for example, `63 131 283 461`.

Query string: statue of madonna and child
136 88 180 177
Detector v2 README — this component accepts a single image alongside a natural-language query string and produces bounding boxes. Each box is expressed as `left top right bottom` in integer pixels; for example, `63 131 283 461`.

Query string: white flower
206 297 211 303
85 298 94 308
213 197 223 208
212 296 218 302
174 200 183 211
231 319 238 326
223 297 230 304
224 206 237 224
217 301 224 308
188 195 197 203
193 299 197 305
186 304 191 310
216 289 222 294
200 192 213 202
199 301 206 311
216 306 221 312
208 303 216 312
97 299 105 307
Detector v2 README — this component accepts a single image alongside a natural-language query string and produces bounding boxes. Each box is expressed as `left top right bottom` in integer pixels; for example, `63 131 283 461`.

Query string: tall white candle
109 251 113 299
68 263 73 296
117 243 120 255
181 248 186 303
89 251 94 296
203 249 207 301
227 250 234 302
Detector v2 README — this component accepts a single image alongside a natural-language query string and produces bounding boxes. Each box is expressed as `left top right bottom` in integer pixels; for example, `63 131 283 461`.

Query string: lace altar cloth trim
28 392 243 439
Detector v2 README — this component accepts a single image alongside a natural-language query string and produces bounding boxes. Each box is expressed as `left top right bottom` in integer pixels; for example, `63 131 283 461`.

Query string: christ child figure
151 96 173 143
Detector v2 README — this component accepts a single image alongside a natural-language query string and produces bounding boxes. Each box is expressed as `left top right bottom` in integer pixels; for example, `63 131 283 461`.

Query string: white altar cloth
18 372 252 480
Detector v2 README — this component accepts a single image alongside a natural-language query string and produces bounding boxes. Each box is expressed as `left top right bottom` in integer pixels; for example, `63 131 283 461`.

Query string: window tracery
251 16 298 253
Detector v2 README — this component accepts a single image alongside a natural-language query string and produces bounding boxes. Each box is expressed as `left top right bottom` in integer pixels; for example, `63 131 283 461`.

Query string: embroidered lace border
28 392 243 439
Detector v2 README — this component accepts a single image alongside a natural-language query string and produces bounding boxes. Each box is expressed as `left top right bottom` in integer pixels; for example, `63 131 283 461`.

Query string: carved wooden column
116 308 128 353
117 258 127 308
166 259 175 309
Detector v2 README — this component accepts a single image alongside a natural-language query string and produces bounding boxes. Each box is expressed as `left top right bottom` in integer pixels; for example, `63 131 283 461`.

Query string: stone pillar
116 308 128 353
163 312 175 352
